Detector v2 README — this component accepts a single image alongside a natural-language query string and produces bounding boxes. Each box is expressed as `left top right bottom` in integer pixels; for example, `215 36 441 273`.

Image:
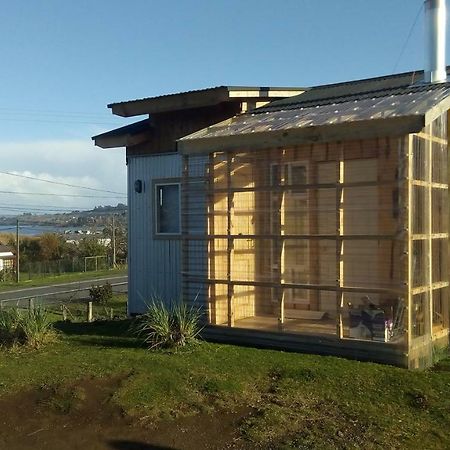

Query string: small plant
0 307 56 349
89 282 113 305
134 299 203 349
0 309 23 346
20 306 57 349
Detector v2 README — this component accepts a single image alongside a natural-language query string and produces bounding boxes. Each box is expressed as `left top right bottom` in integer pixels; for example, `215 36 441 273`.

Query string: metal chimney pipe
424 0 447 83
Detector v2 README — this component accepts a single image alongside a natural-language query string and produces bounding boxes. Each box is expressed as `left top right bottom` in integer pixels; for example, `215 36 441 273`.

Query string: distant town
0 203 127 231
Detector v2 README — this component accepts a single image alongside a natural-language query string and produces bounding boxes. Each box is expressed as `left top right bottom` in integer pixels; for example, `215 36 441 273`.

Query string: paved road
0 275 128 307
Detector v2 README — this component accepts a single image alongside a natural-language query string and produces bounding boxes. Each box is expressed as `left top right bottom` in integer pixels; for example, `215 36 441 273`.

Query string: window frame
153 179 181 237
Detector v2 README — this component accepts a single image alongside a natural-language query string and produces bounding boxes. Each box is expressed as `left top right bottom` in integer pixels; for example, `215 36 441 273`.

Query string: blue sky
0 0 444 213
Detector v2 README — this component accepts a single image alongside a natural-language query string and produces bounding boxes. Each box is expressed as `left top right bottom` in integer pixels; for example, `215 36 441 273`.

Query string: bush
0 309 23 346
89 282 113 305
134 299 203 349
0 307 56 349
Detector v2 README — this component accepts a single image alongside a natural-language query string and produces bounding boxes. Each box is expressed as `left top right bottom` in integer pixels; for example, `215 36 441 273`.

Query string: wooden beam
208 153 217 324
336 145 345 338
407 135 413 354
428 124 434 337
226 153 234 327
183 275 404 296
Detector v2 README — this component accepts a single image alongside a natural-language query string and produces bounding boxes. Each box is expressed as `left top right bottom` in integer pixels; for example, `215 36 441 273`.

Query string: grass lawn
0 310 449 449
0 267 127 292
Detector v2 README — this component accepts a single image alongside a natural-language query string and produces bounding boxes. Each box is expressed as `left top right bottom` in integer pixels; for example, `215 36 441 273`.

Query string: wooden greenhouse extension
179 82 450 369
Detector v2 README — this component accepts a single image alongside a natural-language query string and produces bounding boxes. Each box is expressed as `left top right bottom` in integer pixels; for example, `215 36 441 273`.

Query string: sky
0 0 445 215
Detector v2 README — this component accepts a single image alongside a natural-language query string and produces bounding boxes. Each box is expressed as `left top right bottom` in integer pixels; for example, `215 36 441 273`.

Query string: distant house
0 245 15 272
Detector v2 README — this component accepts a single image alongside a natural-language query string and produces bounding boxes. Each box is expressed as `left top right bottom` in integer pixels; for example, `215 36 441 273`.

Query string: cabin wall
126 103 242 157
127 153 183 314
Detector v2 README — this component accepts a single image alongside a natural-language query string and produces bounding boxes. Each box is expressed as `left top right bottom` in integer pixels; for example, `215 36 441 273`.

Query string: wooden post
226 153 234 327
87 301 93 323
112 215 117 268
427 124 434 337
407 135 414 357
16 219 20 283
207 153 217 325
336 145 345 338
110 307 114 320
28 298 34 311
61 305 67 321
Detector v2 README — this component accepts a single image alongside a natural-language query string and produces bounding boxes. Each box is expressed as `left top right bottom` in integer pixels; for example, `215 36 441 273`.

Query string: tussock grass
133 299 203 349
0 307 57 349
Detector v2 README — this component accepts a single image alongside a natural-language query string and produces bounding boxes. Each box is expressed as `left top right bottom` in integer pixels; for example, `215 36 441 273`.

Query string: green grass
0 267 127 292
0 318 449 449
46 293 128 322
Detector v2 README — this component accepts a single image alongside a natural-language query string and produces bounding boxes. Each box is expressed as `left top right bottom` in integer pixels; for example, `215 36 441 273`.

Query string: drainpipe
424 0 447 83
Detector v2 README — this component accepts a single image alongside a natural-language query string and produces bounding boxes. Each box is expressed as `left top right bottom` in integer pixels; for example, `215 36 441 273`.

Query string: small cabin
95 72 450 369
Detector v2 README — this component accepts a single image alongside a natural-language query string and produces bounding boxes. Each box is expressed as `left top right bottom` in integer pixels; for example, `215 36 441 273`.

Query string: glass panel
156 184 180 234
412 293 429 338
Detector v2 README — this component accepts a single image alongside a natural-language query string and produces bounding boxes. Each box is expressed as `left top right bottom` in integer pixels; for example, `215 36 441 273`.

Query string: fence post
61 305 67 321
110 307 114 320
28 298 34 311
87 301 93 323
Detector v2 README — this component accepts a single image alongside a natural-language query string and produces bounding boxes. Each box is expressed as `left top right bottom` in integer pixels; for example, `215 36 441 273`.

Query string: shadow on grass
53 319 145 349
108 440 175 450
54 319 133 337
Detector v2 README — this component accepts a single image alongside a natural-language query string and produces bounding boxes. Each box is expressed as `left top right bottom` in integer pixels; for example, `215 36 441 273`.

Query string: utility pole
16 219 19 283
112 215 116 268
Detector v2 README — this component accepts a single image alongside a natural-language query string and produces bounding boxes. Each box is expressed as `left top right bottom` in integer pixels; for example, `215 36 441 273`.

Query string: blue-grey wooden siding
127 153 183 314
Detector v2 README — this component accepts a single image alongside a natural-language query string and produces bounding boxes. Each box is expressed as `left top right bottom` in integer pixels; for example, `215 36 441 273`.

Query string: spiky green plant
0 308 23 346
134 299 203 349
20 306 57 349
0 307 56 349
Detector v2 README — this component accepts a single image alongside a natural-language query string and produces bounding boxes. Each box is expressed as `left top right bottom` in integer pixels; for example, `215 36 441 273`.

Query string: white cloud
0 139 126 214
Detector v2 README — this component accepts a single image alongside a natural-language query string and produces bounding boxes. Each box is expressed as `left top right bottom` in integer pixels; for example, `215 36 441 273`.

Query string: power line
0 117 120 126
0 171 126 195
0 190 126 198
392 3 423 74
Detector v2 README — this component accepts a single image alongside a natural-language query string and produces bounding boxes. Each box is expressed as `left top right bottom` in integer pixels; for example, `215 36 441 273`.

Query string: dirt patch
0 376 254 450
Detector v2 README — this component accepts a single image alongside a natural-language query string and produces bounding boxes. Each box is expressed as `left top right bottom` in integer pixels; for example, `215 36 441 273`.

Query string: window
155 183 180 234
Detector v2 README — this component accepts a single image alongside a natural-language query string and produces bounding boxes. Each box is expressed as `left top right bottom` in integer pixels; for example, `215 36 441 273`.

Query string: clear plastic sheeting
182 84 450 142
181 138 408 344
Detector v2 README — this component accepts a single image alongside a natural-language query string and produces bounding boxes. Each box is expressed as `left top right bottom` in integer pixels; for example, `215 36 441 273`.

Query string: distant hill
0 203 128 229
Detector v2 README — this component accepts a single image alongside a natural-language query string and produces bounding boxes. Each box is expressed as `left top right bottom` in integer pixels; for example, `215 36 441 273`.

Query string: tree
39 233 65 261
78 236 107 257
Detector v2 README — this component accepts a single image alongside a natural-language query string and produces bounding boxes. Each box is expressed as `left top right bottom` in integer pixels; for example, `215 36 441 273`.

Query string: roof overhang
178 115 425 155
108 87 305 117
92 119 151 149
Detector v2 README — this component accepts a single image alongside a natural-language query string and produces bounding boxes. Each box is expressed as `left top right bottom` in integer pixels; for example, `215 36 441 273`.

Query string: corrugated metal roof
180 82 450 143
260 69 434 111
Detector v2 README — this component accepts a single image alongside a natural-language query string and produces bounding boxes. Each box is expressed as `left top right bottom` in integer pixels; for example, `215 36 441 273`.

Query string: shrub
0 309 23 346
89 282 113 305
134 299 203 349
20 306 57 349
0 307 56 349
